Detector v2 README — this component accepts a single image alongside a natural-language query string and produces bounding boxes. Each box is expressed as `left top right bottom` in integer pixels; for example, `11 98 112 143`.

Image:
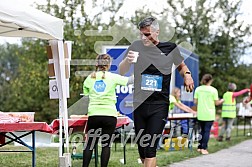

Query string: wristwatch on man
184 71 191 75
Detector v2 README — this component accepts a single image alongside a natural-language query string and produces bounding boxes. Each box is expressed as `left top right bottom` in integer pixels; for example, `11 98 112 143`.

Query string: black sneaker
217 136 223 142
226 137 231 141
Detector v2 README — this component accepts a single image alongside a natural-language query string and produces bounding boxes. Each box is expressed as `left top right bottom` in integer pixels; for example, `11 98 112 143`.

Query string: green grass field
0 129 251 167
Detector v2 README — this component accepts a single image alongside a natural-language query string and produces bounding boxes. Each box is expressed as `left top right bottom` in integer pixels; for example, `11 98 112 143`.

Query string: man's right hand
119 51 134 75
126 50 137 64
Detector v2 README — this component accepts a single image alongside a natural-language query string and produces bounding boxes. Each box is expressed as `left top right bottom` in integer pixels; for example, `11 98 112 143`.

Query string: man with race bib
119 16 194 167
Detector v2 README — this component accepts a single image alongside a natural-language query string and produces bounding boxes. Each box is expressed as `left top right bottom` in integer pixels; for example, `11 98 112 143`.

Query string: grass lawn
0 129 251 167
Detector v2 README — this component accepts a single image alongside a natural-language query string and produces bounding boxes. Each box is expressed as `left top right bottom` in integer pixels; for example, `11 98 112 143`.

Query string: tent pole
57 41 69 153
49 40 70 166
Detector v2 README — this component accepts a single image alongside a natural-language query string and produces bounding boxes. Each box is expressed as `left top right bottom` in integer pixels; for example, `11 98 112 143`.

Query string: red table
0 122 53 133
50 116 130 132
0 122 53 167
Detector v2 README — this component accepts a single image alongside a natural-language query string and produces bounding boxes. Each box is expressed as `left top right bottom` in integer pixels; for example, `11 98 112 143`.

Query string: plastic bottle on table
72 143 77 155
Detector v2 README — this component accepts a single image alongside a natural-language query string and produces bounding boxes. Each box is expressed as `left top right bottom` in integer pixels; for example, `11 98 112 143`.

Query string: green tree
0 44 20 111
1 39 59 122
163 0 252 96
209 0 252 95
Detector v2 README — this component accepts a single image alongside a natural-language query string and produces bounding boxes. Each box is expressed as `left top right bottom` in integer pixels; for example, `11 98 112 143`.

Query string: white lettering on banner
116 85 133 94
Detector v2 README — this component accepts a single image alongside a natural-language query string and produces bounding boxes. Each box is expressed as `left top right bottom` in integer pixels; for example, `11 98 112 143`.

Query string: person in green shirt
194 74 224 155
169 87 196 136
82 53 133 167
217 83 249 142
169 87 197 114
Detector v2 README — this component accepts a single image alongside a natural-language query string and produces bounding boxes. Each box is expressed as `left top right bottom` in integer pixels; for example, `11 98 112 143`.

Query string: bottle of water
72 143 77 155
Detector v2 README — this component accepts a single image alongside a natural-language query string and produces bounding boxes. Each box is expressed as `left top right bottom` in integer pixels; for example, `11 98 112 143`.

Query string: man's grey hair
138 16 159 31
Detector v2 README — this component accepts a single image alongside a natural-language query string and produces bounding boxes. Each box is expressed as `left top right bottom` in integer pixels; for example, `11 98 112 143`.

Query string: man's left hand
184 74 194 92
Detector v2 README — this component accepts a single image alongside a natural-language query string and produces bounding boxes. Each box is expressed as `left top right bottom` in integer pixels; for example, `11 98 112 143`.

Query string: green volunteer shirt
169 95 181 111
194 85 219 121
83 71 128 117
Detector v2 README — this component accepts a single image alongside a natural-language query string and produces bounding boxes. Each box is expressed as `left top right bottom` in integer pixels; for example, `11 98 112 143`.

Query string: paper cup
131 51 139 63
119 158 125 164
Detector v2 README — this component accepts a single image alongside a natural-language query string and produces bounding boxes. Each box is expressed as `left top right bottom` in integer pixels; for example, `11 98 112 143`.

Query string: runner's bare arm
177 61 194 92
119 51 135 75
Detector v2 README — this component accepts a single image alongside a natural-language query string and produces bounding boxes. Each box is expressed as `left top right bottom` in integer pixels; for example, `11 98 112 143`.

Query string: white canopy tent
0 1 71 166
0 1 63 40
